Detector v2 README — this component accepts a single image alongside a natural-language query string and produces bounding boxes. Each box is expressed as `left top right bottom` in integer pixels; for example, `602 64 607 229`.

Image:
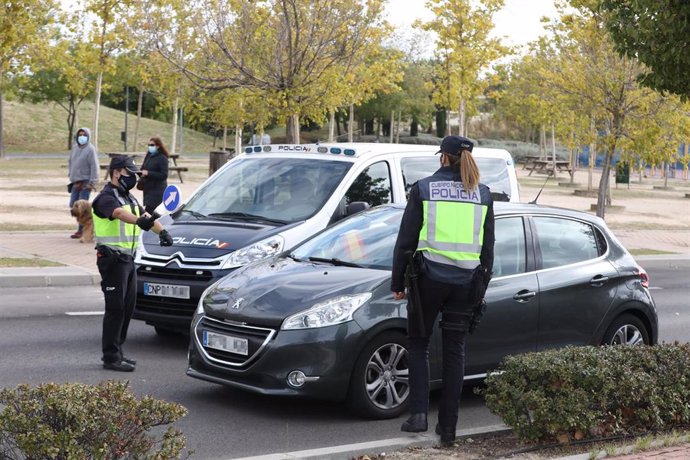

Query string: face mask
118 174 138 191
148 145 158 154
77 135 88 145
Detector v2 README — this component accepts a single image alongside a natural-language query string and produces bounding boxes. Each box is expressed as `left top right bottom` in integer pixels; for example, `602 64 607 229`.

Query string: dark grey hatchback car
186 203 658 419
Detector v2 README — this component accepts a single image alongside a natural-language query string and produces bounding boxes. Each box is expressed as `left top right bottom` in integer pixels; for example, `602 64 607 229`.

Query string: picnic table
101 152 187 182
522 155 540 170
527 159 572 176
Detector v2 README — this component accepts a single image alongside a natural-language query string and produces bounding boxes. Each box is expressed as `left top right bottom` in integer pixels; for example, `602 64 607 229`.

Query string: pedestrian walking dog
70 199 94 243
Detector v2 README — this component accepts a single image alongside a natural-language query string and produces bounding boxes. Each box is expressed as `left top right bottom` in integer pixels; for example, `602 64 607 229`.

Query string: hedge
480 344 690 443
0 380 188 459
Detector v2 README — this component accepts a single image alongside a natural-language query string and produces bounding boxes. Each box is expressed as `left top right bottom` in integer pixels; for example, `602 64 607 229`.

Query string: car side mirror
346 201 370 216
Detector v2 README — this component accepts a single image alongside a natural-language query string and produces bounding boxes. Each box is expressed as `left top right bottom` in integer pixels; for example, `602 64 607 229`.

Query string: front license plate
143 282 190 299
203 330 249 356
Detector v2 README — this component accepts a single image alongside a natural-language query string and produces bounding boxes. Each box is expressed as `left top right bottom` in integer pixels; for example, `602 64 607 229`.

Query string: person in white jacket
67 127 99 239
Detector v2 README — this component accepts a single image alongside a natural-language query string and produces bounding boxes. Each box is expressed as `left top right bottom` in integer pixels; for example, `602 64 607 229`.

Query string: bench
527 160 572 176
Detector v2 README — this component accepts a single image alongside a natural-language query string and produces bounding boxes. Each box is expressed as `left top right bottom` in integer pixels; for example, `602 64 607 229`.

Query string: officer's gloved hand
136 215 156 231
159 229 173 247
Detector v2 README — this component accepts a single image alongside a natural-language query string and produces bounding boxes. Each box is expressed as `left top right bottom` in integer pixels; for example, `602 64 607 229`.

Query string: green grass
0 224 74 231
0 257 64 267
2 99 217 154
628 248 678 256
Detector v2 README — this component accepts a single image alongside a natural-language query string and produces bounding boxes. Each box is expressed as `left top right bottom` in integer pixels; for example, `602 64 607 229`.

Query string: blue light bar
330 147 342 154
344 149 355 156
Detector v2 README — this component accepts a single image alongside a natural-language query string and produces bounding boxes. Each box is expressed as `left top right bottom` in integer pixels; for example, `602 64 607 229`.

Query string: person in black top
139 136 170 214
391 136 495 445
92 155 173 372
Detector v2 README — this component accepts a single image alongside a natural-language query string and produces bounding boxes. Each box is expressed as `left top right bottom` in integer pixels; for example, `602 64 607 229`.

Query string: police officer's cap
109 155 140 174
436 135 474 156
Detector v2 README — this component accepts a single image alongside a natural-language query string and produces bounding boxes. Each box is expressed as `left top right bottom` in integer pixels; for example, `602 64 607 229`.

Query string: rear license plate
143 282 190 299
203 330 249 356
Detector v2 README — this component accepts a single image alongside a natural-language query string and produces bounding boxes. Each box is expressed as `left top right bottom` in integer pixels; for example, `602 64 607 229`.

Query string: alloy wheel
364 342 409 411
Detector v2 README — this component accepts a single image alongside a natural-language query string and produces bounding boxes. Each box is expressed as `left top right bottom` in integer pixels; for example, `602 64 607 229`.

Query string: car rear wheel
347 331 409 419
602 314 650 346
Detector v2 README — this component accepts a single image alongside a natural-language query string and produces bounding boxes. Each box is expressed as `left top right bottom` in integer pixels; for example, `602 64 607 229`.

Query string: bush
480 344 690 443
0 380 189 459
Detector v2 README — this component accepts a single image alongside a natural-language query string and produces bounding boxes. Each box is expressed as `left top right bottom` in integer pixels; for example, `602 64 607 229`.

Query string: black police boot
401 413 428 432
435 424 456 445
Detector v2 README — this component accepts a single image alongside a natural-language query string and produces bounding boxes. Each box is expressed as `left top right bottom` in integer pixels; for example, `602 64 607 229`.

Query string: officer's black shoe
103 360 135 372
401 413 428 432
122 356 137 366
435 424 456 446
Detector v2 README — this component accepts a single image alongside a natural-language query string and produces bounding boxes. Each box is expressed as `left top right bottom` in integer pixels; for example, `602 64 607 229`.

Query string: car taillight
637 266 649 288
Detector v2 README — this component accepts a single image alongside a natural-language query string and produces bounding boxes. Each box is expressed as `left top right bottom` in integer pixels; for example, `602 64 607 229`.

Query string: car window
493 217 526 277
345 161 392 207
292 206 402 269
533 217 601 269
183 157 351 222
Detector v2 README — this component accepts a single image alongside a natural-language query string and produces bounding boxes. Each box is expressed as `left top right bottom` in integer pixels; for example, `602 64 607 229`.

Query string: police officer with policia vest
391 135 495 445
92 155 173 372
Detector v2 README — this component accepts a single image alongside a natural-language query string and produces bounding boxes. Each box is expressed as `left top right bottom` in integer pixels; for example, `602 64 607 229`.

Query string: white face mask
77 135 88 145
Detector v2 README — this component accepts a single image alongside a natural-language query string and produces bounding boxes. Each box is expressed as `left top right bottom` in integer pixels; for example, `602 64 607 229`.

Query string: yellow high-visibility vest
93 190 141 255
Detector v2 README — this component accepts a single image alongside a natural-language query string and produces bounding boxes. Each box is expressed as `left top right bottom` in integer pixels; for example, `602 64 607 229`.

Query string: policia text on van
132 143 519 334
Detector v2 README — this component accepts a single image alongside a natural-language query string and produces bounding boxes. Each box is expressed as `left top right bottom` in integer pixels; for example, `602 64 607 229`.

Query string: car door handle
513 290 536 302
590 275 609 287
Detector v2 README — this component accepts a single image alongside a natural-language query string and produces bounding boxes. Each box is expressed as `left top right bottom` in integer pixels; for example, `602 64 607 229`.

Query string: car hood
141 214 301 258
202 257 390 328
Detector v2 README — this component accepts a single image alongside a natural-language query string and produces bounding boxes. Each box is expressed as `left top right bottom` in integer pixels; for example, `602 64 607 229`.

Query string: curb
0 267 100 288
230 424 511 460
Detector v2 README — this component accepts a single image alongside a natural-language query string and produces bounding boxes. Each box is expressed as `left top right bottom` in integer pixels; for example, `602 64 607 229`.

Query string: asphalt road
0 257 688 459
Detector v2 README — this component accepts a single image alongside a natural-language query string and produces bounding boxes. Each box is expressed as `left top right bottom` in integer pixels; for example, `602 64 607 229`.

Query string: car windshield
401 156 512 200
183 157 352 223
291 206 403 270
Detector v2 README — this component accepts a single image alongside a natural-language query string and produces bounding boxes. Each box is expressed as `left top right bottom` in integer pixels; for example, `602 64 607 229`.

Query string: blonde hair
447 151 480 191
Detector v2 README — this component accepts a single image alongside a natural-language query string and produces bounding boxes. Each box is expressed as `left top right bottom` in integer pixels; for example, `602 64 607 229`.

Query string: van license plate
203 330 249 356
143 282 190 299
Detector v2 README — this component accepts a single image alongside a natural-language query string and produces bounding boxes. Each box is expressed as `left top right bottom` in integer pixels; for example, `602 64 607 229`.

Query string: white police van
133 142 519 334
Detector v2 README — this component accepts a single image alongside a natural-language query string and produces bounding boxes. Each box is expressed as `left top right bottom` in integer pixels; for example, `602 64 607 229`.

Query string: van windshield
401 156 513 200
183 157 352 223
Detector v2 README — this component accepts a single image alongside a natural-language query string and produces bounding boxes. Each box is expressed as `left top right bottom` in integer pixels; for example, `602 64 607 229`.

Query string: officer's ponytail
449 150 480 191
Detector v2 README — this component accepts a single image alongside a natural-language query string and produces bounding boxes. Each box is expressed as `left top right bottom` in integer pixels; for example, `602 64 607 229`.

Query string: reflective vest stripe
417 199 487 269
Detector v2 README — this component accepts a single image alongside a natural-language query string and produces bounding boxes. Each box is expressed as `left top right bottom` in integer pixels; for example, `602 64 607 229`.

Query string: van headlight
281 293 372 330
221 235 284 269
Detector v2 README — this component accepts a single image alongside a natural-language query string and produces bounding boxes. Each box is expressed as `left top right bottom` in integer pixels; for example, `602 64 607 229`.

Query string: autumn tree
417 0 507 137
0 0 56 157
601 0 690 100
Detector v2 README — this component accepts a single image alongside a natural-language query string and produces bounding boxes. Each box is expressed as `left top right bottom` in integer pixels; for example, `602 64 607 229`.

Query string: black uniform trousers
97 249 136 364
407 274 474 430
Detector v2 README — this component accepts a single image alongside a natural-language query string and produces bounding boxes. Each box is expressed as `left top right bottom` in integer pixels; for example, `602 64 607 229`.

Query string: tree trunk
286 113 300 143
539 124 546 159
445 109 451 136
0 72 4 158
664 162 669 188
588 117 595 192
134 85 144 152
234 123 242 155
410 116 419 137
92 70 103 149
458 99 466 137
67 96 78 151
396 109 401 143
170 96 179 154
389 110 395 143
551 122 557 176
328 110 335 141
223 126 227 150
596 139 616 219
348 103 354 142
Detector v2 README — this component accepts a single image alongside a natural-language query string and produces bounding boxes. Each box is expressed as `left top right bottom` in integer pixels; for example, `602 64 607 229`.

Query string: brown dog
70 199 94 243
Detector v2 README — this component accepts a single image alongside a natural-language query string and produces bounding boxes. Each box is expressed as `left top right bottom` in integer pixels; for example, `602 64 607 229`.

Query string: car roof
386 202 605 226
241 142 515 163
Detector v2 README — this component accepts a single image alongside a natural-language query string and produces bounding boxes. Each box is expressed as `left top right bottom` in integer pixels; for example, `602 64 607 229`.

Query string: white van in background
133 142 520 334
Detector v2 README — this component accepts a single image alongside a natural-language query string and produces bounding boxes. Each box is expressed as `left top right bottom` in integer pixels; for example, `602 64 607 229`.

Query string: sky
384 0 559 51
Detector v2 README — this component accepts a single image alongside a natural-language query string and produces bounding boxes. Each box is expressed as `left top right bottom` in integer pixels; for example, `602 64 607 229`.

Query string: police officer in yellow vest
92 155 173 372
391 136 495 445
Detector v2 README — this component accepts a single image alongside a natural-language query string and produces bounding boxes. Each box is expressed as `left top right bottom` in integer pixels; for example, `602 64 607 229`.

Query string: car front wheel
602 314 650 346
347 331 409 419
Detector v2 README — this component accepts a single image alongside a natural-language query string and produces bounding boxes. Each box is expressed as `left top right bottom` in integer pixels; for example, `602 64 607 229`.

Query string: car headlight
221 235 284 269
281 293 372 330
195 279 224 316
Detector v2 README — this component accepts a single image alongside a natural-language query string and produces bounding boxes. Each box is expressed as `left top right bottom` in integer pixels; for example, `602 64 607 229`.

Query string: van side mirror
346 201 370 216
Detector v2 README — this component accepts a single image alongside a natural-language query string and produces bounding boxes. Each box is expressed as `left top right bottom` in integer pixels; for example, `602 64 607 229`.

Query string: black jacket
391 166 495 292
141 152 169 211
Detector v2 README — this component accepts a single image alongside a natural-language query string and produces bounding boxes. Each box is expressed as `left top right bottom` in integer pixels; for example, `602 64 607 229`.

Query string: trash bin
209 150 229 175
615 162 630 184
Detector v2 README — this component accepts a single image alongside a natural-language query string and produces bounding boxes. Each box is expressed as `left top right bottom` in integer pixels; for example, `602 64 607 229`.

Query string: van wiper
180 209 208 219
208 212 287 225
308 257 363 268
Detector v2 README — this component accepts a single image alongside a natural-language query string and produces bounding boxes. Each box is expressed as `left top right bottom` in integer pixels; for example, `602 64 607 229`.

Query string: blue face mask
77 135 88 145
148 145 158 154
